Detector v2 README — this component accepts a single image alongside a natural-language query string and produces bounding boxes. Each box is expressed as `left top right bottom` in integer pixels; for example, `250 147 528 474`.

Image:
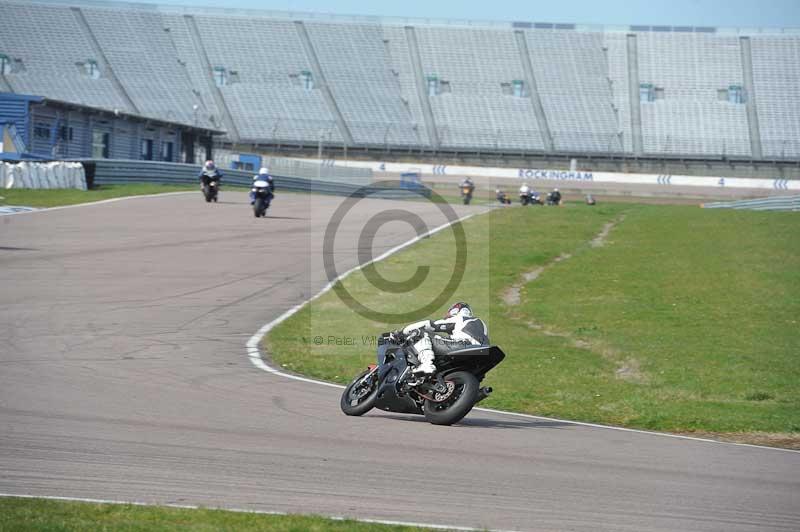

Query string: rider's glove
389 330 405 343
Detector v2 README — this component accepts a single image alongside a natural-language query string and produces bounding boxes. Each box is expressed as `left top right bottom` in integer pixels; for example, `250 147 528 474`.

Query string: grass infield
0 184 202 208
266 202 800 445
0 498 429 531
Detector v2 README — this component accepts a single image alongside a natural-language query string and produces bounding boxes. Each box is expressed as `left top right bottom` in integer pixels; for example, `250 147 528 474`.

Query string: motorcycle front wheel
423 371 479 426
340 369 379 416
254 198 265 217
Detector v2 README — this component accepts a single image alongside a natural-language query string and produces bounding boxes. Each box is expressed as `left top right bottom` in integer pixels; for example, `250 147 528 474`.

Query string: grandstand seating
1 0 798 160
190 14 342 143
750 36 800 158
525 29 619 152
0 2 130 111
602 32 634 153
412 26 545 151
636 32 751 157
306 22 419 146
80 6 206 126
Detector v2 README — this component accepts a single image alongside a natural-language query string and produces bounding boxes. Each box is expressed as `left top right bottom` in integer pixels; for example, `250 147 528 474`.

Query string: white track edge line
0 493 517 532
246 212 477 388
247 209 800 455
3 191 195 216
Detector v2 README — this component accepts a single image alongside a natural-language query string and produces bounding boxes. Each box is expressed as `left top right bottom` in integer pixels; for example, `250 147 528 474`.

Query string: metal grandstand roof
20 0 800 35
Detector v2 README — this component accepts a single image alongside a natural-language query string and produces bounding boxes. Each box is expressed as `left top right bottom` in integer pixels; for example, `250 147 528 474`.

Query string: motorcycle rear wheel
340 369 379 416
423 371 479 426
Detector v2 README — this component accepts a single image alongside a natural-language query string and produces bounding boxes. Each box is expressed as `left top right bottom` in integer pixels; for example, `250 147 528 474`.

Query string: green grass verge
0 498 429 531
266 202 800 437
0 184 198 208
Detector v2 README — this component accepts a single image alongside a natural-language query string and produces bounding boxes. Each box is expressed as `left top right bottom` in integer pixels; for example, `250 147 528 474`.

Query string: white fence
702 195 800 211
1 162 87 190
299 158 800 192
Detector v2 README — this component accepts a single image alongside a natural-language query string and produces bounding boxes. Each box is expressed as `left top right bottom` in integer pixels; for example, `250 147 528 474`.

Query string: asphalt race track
1 192 799 532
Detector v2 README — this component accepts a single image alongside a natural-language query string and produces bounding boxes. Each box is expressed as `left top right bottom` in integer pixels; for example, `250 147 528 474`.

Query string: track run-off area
1 192 799 532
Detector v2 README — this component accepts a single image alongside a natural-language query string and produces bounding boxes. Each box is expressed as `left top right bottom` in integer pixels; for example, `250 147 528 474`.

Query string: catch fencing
702 195 800 211
81 159 425 199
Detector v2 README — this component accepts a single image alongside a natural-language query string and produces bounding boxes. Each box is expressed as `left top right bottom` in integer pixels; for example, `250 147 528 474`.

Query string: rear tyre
340 369 379 416
423 371 479 426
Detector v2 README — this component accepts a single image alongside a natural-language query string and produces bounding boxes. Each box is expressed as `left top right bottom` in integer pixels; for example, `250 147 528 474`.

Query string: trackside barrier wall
702 195 800 211
81 159 425 199
301 158 800 192
1 162 87 190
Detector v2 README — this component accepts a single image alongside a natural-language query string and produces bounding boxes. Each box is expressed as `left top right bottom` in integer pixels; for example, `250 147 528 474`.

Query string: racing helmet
259 167 269 175
445 302 472 319
203 160 216 171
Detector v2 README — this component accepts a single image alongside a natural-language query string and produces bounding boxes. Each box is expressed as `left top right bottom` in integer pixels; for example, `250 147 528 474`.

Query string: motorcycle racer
398 302 489 374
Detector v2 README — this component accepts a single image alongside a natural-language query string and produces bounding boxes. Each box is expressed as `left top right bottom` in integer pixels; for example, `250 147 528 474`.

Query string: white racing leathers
402 315 489 373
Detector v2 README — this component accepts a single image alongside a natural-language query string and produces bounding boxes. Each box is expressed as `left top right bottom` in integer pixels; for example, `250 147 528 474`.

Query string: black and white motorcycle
251 179 273 218
200 173 219 203
340 330 505 425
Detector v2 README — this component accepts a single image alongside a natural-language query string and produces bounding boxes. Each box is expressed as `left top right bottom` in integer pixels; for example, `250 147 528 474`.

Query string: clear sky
125 0 800 28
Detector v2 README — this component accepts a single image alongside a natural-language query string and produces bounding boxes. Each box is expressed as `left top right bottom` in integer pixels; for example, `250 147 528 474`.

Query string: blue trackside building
0 92 221 162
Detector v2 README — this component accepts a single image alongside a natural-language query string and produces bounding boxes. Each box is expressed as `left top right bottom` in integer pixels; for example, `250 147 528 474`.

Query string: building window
301 70 313 91
427 75 439 96
140 139 154 160
33 123 51 140
0 54 10 75
84 59 100 79
728 85 745 104
512 80 525 97
59 126 74 142
161 141 174 161
640 83 655 102
92 131 109 158
213 67 227 87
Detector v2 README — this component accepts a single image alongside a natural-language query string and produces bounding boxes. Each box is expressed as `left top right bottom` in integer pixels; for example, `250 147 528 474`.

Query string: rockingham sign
518 169 594 181
299 158 800 192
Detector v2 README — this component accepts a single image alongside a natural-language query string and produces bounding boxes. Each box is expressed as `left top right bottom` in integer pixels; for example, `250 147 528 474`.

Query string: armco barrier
702 195 800 211
80 159 427 199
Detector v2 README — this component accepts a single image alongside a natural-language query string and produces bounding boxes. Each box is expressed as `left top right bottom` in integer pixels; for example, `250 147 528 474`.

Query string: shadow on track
371 412 572 430
262 215 310 220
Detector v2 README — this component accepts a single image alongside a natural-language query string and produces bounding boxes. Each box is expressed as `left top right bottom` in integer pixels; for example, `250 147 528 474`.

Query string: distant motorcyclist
199 160 222 187
249 166 275 205
199 160 222 202
396 302 489 374
460 177 475 205
549 188 562 206
496 188 511 204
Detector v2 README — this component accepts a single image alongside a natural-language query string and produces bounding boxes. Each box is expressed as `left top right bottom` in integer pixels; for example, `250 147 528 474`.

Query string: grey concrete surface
0 192 798 532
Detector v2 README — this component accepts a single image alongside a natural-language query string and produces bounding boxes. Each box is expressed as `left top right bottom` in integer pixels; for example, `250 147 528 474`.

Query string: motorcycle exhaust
476 386 493 402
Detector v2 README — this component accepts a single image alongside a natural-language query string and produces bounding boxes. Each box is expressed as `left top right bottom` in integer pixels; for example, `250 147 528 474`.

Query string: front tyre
254 197 265 217
423 371 479 426
340 369 379 416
